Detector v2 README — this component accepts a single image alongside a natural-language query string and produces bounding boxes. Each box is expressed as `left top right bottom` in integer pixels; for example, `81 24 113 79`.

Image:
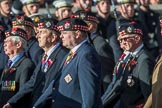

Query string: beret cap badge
127 26 133 33
45 21 52 28
16 16 24 24
80 13 86 19
34 16 40 23
64 21 70 29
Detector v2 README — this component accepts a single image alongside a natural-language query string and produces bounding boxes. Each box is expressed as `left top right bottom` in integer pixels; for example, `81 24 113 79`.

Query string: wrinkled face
118 3 135 19
60 31 76 49
23 3 39 16
3 37 17 57
97 0 110 14
0 0 11 15
37 28 53 49
118 34 138 52
56 7 72 20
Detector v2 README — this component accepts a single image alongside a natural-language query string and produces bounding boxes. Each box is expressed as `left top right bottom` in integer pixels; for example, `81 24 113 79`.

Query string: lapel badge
64 21 70 29
45 21 52 28
127 26 133 33
64 74 72 83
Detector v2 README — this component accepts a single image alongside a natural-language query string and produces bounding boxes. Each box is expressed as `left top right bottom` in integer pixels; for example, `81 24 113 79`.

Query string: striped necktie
64 50 73 65
7 60 12 68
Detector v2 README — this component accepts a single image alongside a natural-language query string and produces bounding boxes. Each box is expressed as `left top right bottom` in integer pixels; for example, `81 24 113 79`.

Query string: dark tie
7 60 12 68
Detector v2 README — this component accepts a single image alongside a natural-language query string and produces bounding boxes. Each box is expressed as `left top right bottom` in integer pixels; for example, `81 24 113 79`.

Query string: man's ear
135 35 141 42
16 41 22 48
75 30 81 39
51 34 58 42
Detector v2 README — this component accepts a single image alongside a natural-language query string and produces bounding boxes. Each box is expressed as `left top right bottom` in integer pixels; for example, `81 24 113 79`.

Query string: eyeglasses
118 37 134 43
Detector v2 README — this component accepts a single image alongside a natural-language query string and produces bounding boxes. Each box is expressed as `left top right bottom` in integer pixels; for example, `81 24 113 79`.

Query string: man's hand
3 103 13 108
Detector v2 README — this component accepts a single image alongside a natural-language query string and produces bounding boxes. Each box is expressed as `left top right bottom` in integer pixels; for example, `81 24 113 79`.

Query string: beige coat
144 56 162 108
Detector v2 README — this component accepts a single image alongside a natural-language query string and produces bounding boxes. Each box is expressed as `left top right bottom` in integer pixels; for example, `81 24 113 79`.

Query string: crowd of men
0 0 162 108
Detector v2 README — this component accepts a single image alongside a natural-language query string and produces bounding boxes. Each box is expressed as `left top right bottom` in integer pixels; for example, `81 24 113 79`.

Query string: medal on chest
127 75 135 87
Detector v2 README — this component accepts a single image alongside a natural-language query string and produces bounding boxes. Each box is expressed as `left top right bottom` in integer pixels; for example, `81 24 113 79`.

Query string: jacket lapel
3 56 26 78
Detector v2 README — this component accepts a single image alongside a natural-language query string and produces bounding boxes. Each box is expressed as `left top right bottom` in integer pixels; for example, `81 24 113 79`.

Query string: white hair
8 36 27 49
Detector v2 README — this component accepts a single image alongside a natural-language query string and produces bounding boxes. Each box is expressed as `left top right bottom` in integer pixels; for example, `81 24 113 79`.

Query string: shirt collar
10 51 25 67
71 40 87 53
132 44 144 57
45 42 60 60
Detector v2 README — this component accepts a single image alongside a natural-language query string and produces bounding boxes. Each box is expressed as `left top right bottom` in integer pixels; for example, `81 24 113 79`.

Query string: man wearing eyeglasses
102 21 155 108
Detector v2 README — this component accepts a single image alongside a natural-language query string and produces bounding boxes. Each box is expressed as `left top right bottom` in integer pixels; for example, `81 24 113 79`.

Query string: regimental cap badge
80 13 86 20
64 21 70 29
127 26 133 33
45 21 52 28
16 16 24 24
34 16 40 23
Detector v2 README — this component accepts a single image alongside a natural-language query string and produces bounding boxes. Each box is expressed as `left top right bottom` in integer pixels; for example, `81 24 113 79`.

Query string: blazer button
52 99 55 103
53 87 55 90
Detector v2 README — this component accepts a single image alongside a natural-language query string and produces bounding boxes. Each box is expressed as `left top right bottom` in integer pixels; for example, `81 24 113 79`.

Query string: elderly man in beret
12 15 44 66
3 18 68 108
33 18 103 108
0 28 34 108
144 16 162 108
20 0 40 17
53 0 73 21
102 21 155 108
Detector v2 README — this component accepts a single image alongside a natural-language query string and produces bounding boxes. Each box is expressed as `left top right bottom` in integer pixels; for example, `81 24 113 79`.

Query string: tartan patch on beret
119 21 143 36
12 16 34 28
57 17 89 32
74 10 99 23
37 18 59 32
5 28 28 40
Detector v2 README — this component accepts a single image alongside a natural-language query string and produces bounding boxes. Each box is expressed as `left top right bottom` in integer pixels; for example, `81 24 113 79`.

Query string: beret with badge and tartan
20 0 39 5
37 18 59 33
57 17 89 32
5 28 28 40
74 10 99 24
53 0 73 9
12 16 34 28
118 21 143 39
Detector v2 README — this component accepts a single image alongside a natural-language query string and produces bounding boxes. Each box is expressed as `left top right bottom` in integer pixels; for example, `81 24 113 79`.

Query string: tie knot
8 60 12 67
42 53 48 64
69 50 73 55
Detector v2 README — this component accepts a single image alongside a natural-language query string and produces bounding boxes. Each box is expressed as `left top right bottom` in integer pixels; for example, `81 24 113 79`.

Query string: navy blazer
51 41 103 108
8 44 68 108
